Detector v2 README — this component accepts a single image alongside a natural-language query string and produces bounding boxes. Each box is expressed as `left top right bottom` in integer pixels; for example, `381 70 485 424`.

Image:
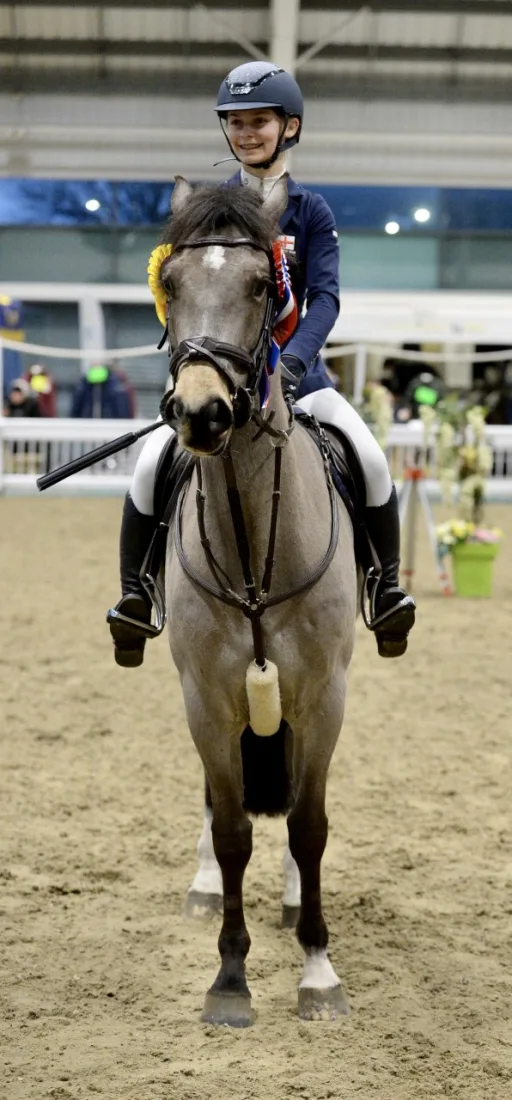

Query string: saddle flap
294 410 375 575
141 434 196 605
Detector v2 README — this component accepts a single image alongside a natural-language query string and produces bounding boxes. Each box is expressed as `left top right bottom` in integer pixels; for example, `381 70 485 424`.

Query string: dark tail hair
241 721 293 816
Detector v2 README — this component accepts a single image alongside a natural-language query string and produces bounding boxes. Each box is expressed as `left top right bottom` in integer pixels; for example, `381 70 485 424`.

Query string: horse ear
172 176 193 214
262 174 289 220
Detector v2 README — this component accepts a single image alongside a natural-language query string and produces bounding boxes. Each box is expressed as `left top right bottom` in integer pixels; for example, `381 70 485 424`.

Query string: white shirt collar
241 166 287 199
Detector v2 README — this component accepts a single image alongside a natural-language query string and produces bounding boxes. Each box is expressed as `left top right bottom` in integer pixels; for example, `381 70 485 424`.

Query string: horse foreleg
202 793 253 1027
184 776 223 918
188 720 254 1028
287 695 350 1021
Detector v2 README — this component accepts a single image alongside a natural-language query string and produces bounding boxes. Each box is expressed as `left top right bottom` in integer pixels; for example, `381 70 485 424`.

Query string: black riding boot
106 494 157 668
364 485 416 658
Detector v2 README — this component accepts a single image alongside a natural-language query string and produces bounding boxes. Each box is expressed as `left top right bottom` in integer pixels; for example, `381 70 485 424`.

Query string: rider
107 60 415 667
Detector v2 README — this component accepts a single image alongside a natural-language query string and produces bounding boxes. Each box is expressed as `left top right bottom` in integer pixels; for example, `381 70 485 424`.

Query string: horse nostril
164 394 184 426
170 395 233 452
206 399 233 436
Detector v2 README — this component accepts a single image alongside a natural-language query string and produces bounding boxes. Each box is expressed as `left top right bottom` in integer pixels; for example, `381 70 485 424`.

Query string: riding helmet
215 61 304 168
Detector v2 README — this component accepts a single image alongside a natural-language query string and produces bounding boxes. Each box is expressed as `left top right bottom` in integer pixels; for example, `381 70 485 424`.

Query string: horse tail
245 659 282 737
241 720 293 816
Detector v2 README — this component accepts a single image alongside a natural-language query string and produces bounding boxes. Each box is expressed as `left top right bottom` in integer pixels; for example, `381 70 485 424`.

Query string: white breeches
129 389 393 516
130 421 174 515
297 389 392 507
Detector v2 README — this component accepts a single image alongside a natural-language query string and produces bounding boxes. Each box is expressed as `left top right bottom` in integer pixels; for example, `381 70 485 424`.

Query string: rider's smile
225 109 288 169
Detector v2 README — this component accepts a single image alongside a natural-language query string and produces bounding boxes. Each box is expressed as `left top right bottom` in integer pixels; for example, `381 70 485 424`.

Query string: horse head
157 176 289 456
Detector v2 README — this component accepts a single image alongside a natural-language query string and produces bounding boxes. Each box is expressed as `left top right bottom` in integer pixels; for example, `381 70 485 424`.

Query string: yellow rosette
147 243 173 327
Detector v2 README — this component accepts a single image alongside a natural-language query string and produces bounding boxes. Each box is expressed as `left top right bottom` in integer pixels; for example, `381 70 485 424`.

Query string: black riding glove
281 354 305 404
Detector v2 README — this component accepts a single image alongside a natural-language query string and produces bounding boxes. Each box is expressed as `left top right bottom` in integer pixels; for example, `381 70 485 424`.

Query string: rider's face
225 109 298 168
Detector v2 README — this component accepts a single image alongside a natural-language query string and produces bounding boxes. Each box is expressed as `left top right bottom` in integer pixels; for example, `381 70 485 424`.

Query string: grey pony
162 177 358 1026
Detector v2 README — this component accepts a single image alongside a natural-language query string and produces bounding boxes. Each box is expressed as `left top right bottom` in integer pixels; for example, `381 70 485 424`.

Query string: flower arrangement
358 381 393 451
419 400 503 558
436 518 502 558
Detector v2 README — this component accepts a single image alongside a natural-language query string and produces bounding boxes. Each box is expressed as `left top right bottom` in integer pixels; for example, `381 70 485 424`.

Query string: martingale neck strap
174 425 339 668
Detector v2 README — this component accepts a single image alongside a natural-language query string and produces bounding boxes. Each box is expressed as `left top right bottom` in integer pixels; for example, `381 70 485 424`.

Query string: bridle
161 235 288 438
154 233 338 670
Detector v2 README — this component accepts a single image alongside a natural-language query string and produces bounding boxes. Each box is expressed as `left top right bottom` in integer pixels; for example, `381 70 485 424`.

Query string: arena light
85 198 101 212
413 207 431 223
384 220 400 235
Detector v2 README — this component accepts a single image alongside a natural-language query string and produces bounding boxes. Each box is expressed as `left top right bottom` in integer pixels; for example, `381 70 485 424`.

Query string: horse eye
160 261 175 294
252 277 269 300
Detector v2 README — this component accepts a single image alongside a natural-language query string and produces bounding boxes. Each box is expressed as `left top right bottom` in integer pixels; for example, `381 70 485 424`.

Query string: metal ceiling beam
1 39 267 58
3 0 512 11
329 0 512 9
315 44 512 63
0 0 266 7
3 68 512 102
193 3 268 63
270 0 299 72
304 0 512 9
4 39 512 66
296 8 369 70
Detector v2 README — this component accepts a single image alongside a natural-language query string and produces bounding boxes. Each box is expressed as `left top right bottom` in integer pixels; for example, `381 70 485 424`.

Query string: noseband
161 235 281 433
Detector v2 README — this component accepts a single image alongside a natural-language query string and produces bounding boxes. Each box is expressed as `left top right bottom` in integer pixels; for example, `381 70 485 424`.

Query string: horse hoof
281 904 300 929
298 985 350 1021
201 990 254 1028
183 890 223 920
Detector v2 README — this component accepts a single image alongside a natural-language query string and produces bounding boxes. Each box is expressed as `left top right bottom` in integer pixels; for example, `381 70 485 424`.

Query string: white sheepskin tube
245 659 282 737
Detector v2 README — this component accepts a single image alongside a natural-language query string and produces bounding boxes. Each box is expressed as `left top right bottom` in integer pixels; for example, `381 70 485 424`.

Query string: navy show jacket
227 171 339 395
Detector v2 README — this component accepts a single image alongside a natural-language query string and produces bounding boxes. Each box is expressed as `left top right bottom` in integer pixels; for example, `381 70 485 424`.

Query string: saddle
293 410 374 576
142 412 375 595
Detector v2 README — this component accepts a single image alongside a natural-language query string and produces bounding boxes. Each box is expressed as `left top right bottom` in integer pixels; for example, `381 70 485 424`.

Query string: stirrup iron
361 567 415 633
106 570 167 639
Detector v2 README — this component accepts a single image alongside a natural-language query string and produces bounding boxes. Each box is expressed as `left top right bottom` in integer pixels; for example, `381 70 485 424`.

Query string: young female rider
107 61 415 666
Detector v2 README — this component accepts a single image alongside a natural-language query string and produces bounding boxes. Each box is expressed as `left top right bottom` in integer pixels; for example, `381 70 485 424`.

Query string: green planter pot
451 540 500 598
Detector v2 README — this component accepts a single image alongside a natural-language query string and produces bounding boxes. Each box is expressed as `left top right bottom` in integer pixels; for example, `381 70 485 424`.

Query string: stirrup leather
140 561 167 636
361 567 415 633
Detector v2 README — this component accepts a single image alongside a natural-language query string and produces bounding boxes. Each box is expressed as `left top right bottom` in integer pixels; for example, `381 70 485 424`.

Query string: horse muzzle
162 363 234 455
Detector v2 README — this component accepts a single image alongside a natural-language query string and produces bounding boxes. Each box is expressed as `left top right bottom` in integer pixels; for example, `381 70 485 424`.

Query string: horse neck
194 371 332 593
197 367 301 530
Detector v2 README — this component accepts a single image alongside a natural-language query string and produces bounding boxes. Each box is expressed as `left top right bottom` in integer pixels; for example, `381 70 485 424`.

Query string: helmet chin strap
218 116 294 172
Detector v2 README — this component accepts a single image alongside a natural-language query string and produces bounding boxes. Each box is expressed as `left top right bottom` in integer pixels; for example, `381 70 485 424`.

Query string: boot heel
375 601 416 659
107 593 152 668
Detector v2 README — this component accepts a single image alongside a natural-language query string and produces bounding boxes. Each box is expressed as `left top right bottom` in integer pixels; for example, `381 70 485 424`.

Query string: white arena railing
1 416 511 499
1 333 512 498
0 417 150 495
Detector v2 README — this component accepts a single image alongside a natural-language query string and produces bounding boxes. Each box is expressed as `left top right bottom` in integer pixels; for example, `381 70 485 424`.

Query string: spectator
3 378 41 418
70 364 134 419
403 370 445 419
23 363 57 417
0 295 25 400
3 378 41 466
